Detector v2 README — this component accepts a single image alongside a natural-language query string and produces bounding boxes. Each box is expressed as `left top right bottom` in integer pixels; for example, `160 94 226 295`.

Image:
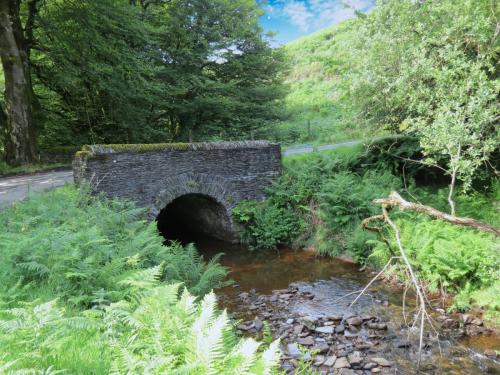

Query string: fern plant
0 282 281 374
0 186 229 308
106 284 281 375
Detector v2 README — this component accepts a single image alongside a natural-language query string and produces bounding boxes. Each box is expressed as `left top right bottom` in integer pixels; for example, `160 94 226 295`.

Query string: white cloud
266 0 374 38
283 1 313 32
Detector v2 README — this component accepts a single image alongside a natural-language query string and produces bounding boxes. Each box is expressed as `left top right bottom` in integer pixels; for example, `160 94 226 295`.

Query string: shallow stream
189 236 500 374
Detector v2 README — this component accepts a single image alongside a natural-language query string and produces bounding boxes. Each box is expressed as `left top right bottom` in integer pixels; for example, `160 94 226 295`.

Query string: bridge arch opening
156 193 235 243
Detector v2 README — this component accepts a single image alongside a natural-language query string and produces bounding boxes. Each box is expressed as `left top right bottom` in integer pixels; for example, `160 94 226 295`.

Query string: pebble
363 362 377 370
253 318 263 331
302 352 312 362
471 318 483 326
238 292 249 300
484 349 498 358
314 343 330 354
314 355 325 366
367 322 387 330
293 324 304 335
300 316 317 330
335 324 345 333
286 318 294 324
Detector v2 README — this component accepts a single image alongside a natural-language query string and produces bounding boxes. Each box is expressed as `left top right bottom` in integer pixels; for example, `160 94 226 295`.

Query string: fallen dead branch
373 191 500 236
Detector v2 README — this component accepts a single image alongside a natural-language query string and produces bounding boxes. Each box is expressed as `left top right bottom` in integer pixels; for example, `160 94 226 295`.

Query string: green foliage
317 170 401 229
0 186 229 307
0 284 281 374
106 284 281 374
2 0 285 159
233 201 304 250
348 136 445 184
348 0 499 191
233 144 401 255
368 215 499 312
0 187 280 373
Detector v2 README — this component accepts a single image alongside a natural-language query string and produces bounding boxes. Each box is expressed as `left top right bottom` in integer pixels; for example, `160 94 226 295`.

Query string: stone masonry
73 141 282 241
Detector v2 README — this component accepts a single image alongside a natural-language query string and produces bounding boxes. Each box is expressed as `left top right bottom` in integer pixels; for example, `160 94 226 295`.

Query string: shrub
233 200 304 250
348 136 446 185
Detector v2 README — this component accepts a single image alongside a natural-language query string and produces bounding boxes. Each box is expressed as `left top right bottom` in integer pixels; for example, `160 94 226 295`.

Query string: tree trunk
0 0 37 165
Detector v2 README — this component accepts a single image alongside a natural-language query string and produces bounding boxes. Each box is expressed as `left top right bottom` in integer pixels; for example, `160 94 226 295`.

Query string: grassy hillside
262 20 375 145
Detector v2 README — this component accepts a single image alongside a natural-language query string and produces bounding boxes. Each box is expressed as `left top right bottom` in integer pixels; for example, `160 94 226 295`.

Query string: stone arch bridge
73 141 281 242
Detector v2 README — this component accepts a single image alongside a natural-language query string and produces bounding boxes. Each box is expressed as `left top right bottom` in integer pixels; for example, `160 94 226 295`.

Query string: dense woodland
0 0 284 164
0 0 499 373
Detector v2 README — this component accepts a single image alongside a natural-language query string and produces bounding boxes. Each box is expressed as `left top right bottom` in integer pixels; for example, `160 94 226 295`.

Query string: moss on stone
78 141 274 156
75 150 92 158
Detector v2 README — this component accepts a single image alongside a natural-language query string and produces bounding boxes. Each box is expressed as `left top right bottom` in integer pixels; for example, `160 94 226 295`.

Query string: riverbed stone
315 326 334 334
367 322 387 330
346 317 363 326
297 336 315 346
370 357 392 367
300 316 318 330
363 362 377 370
239 292 249 300
347 351 362 366
323 356 337 367
334 357 350 369
314 355 326 366
254 318 263 331
484 349 498 358
470 318 483 326
294 324 304 335
335 324 346 334
286 343 301 358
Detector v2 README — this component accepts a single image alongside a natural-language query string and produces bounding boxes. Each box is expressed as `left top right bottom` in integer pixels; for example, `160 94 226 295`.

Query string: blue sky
258 0 374 45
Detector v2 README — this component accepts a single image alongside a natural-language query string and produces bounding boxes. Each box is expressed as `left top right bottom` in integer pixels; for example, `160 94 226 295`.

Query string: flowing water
183 236 500 374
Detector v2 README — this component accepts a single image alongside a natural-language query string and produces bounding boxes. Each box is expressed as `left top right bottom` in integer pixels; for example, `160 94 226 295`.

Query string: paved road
0 170 73 209
283 140 361 156
0 140 362 208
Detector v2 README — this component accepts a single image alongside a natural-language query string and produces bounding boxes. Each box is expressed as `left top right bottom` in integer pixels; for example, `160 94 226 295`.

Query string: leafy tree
146 0 285 141
32 0 163 146
349 0 499 212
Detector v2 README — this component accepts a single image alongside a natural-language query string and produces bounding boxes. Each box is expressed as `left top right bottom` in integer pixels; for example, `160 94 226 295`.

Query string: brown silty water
175 235 500 374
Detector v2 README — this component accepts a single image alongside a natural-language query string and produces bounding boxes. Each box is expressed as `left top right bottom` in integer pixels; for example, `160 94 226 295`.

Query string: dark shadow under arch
157 193 235 242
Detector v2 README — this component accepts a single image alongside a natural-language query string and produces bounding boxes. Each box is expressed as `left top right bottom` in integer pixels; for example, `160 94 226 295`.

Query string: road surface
0 140 362 208
0 170 73 209
283 140 361 156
